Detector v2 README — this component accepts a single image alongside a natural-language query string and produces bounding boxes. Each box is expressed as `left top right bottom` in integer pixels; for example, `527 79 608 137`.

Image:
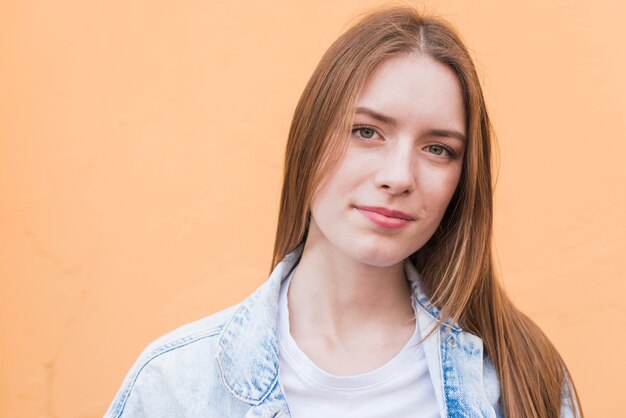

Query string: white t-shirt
277 270 440 418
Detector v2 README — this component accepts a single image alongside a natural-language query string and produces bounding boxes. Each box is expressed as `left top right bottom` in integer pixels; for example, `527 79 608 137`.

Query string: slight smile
354 205 414 229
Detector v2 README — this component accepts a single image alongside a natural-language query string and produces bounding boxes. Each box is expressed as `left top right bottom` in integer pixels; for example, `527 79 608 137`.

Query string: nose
373 143 416 195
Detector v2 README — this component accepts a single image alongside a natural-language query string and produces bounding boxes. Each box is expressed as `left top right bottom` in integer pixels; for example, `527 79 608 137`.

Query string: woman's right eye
352 126 379 140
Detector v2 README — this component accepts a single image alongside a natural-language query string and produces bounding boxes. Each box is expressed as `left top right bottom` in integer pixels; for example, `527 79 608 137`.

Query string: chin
346 240 410 268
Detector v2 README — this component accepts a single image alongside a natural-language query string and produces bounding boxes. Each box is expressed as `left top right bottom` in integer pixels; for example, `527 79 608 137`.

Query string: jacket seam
216 298 249 349
109 326 223 418
440 334 451 417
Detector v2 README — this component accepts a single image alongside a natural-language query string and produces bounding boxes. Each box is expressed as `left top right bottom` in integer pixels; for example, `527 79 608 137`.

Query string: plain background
1 0 625 416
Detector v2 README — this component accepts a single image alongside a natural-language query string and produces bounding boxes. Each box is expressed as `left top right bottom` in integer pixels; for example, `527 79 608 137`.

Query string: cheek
419 165 462 211
309 175 349 220
315 159 363 204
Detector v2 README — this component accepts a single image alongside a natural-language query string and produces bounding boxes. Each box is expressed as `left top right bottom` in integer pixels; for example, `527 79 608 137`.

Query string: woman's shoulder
105 303 245 418
144 302 242 353
130 301 242 369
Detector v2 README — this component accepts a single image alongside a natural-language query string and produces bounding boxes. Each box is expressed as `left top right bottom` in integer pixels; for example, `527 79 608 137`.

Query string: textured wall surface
1 0 624 417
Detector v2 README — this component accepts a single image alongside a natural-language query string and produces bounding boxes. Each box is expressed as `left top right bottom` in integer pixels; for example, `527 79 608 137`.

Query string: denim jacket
105 244 576 417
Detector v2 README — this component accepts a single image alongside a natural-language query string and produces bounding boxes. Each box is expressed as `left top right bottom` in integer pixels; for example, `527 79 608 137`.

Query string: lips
355 205 414 221
354 205 414 230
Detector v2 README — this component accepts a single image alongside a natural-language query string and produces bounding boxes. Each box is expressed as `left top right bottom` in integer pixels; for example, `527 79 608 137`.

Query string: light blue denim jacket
105 244 576 417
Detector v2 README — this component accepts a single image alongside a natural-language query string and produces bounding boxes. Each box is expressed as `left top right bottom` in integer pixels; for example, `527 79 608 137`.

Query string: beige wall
1 1 624 416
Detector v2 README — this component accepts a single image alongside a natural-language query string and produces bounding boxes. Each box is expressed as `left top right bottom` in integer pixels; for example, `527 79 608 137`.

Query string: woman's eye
426 144 452 157
353 127 378 140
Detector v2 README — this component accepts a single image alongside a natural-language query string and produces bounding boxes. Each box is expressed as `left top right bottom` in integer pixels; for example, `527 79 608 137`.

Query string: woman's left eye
426 144 454 158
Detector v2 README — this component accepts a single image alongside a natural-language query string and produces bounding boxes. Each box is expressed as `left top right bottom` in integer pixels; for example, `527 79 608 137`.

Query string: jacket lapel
214 244 303 416
406 259 498 417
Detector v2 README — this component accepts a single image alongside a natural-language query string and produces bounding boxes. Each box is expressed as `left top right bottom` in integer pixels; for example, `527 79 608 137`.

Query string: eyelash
351 125 457 159
351 125 380 141
426 143 456 159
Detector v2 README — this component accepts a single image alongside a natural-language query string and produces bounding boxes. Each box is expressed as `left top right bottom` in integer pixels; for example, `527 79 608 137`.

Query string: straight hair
271 6 582 417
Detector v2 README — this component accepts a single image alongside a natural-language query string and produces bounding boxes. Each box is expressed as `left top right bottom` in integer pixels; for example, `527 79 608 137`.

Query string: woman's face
307 52 466 268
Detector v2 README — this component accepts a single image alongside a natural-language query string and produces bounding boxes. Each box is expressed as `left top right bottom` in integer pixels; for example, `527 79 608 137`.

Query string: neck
287 238 415 341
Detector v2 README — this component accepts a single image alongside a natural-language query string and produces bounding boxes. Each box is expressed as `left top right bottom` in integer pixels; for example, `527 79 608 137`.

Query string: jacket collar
215 244 302 406
214 243 460 407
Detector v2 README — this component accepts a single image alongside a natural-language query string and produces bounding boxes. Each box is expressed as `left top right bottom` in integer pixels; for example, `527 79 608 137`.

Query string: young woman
106 6 582 418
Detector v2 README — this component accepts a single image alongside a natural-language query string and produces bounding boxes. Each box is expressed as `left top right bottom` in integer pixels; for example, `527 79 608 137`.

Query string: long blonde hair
271 6 581 418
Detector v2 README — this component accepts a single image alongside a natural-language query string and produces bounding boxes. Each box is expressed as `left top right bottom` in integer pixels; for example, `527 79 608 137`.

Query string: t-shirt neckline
277 268 423 391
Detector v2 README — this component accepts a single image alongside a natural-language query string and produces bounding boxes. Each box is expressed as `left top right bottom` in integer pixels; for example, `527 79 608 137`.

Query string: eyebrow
355 106 398 126
355 106 467 143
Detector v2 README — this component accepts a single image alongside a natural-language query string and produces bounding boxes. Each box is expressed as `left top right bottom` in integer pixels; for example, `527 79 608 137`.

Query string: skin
287 52 467 375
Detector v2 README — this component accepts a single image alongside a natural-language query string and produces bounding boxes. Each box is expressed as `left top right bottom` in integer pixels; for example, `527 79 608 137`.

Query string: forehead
355 53 466 133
